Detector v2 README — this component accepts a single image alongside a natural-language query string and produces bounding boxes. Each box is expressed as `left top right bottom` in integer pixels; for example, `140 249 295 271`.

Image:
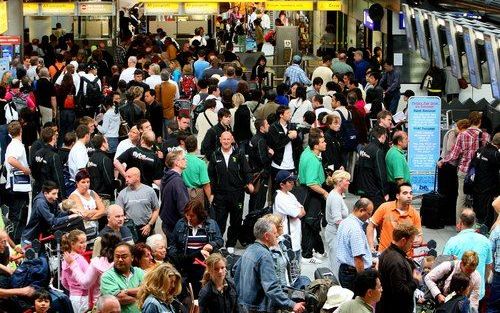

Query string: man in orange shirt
367 182 422 255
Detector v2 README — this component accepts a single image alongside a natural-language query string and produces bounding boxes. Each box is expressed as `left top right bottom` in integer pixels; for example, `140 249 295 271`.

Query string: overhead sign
402 4 416 51
414 8 430 61
463 25 481 89
0 35 21 45
445 19 461 78
23 3 39 16
139 0 253 2
40 3 76 16
428 13 444 69
363 9 380 31
317 1 342 11
0 2 7 34
184 3 218 14
484 33 500 99
78 2 115 16
265 1 314 11
408 96 441 194
144 3 179 15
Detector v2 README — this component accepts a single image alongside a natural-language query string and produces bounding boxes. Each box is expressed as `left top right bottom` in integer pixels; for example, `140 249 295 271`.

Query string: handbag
458 78 468 89
63 94 75 109
119 117 130 138
10 170 31 192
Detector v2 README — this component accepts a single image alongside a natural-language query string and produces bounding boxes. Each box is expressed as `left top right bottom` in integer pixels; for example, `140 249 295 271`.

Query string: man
145 63 161 90
163 113 192 153
331 53 354 76
248 119 274 212
203 57 224 80
35 68 57 125
195 99 218 151
208 131 253 248
336 269 382 313
201 108 232 158
385 131 410 198
95 295 121 313
356 126 388 209
298 130 328 262
68 124 90 183
192 79 209 107
101 243 144 313
160 150 189 235
306 77 323 101
118 56 137 83
268 106 298 186
87 134 115 201
379 60 401 114
21 181 79 243
254 89 279 121
234 218 306 313
26 56 39 81
49 53 65 79
125 69 149 92
143 89 163 139
368 110 392 153
443 208 493 301
114 130 163 187
353 50 370 86
205 85 224 113
336 198 374 290
114 126 140 160
99 204 134 243
322 81 340 111
218 66 239 94
367 182 422 255
4 121 31 243
311 55 333 95
155 69 179 135
376 224 420 313
284 55 311 86
194 50 210 81
489 196 500 311
182 135 211 203
116 168 159 243
438 111 490 219
31 127 65 197
311 95 332 123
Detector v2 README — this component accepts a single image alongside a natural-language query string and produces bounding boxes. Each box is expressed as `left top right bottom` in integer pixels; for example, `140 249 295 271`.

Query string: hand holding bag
11 170 31 192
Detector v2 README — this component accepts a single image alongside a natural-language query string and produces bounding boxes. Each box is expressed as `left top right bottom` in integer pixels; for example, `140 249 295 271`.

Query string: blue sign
363 9 381 31
408 96 441 194
399 12 405 30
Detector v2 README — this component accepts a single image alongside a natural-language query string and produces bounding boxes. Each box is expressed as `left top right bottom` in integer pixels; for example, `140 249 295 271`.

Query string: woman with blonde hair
137 263 183 312
229 92 245 129
324 170 351 278
198 253 237 313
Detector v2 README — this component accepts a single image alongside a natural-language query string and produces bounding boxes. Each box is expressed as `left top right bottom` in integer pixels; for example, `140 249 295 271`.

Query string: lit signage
428 13 444 68
463 26 481 89
484 33 500 99
414 8 430 61
445 19 461 78
402 4 416 51
317 1 342 11
363 9 380 31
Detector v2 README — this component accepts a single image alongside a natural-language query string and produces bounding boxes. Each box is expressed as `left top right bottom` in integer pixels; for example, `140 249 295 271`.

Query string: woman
169 60 182 84
254 19 264 52
0 71 11 90
233 92 255 154
198 253 238 313
325 170 351 279
146 234 167 263
424 250 481 310
137 263 183 313
251 55 267 85
169 200 224 296
288 82 301 101
56 73 77 145
97 96 120 153
229 92 245 130
288 85 312 125
323 114 344 171
132 243 157 272
120 87 144 127
69 169 107 243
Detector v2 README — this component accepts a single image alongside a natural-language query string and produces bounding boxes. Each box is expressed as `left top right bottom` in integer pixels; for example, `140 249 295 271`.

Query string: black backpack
81 76 103 109
192 93 209 132
435 295 467 313
335 109 358 152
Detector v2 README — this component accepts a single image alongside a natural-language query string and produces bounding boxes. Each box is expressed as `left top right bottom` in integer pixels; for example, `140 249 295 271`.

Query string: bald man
116 167 160 243
99 205 134 243
114 130 163 187
332 52 354 76
95 295 121 313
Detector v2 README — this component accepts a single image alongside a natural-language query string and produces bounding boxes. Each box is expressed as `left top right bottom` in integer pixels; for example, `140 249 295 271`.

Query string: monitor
414 8 430 61
484 33 500 99
463 25 482 89
445 19 461 78
402 4 416 51
428 13 444 68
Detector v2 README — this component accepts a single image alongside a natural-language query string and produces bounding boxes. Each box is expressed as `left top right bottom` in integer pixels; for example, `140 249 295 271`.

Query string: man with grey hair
119 56 137 83
332 53 354 76
234 218 306 313
145 63 162 90
353 50 370 86
35 67 57 125
95 294 121 313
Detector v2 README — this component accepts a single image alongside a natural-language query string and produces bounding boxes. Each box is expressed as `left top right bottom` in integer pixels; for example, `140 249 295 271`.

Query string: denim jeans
58 109 76 147
0 124 10 164
487 272 500 312
106 137 119 154
386 91 401 115
5 189 29 244
338 263 357 292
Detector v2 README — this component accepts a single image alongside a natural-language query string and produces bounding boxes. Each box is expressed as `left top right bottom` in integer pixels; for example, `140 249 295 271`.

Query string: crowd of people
0 23 498 313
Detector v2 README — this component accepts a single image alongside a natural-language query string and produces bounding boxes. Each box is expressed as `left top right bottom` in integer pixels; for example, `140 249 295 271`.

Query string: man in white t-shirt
4 121 31 243
118 56 137 83
68 124 91 183
273 170 306 261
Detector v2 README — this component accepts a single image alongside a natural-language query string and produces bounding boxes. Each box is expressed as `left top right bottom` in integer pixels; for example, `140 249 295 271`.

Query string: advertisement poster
408 96 441 194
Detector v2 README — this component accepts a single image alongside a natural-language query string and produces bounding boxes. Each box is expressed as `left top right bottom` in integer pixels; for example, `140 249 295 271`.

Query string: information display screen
414 9 430 61
445 20 461 78
463 26 482 89
402 4 416 51
428 13 444 68
484 33 500 99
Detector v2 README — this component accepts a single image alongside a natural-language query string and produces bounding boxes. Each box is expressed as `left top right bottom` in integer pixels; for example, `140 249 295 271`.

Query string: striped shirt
187 224 208 251
336 214 373 269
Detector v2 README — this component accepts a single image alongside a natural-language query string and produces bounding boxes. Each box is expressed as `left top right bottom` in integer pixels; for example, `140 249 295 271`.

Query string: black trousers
248 174 269 212
437 163 458 225
301 192 325 258
5 190 29 244
473 191 498 228
213 190 245 247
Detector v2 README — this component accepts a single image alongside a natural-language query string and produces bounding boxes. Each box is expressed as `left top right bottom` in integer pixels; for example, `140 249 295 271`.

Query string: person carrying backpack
435 272 471 313
179 64 196 100
80 64 103 117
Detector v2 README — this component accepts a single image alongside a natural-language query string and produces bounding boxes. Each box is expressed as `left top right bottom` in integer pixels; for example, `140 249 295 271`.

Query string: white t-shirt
289 99 313 125
145 75 162 90
4 138 28 190
68 141 89 180
206 95 224 113
114 138 135 160
274 190 302 251
119 67 137 84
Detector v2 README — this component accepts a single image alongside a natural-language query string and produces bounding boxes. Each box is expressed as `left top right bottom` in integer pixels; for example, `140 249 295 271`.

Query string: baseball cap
275 170 297 184
292 55 302 64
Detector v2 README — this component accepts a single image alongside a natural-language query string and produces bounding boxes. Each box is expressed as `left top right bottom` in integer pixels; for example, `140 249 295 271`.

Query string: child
33 289 51 313
61 230 93 313
436 272 471 313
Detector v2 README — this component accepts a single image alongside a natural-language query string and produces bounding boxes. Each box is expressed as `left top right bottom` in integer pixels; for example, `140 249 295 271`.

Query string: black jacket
198 279 238 313
323 128 344 170
267 121 294 168
377 244 418 313
248 131 272 172
146 100 163 138
201 123 231 157
472 142 500 194
233 105 253 143
31 144 65 197
208 148 252 194
87 150 115 200
356 139 387 198
119 100 144 127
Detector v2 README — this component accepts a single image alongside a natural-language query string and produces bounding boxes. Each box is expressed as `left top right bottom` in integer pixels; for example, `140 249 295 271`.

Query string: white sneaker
301 257 323 264
313 252 328 260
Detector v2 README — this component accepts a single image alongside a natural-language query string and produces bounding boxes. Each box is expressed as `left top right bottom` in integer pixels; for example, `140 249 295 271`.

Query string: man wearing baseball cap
284 55 311 86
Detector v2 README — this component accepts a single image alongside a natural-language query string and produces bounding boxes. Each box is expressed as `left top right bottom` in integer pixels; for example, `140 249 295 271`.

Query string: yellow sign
23 3 40 16
317 1 342 11
139 0 253 2
144 3 179 15
78 3 114 16
40 3 75 16
265 1 313 11
0 2 7 34
185 3 218 14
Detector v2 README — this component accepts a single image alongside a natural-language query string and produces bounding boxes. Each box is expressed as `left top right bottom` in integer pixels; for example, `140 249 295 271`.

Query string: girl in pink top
61 230 94 313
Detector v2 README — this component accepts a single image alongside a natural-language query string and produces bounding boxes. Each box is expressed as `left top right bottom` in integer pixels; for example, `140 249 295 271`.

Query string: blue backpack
11 256 50 288
335 109 359 152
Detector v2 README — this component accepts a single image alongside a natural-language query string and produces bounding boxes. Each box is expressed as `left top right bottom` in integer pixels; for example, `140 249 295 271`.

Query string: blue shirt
219 78 239 94
336 214 373 269
443 228 493 299
276 95 289 106
490 225 500 273
284 64 311 86
194 59 210 81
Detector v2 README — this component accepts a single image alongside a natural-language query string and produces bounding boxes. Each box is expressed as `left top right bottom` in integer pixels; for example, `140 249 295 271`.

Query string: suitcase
421 168 445 229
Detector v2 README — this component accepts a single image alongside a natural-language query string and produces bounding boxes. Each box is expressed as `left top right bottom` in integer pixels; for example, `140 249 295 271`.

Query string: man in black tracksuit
201 108 232 158
87 134 115 201
208 131 253 248
31 127 65 197
356 125 388 210
248 119 274 212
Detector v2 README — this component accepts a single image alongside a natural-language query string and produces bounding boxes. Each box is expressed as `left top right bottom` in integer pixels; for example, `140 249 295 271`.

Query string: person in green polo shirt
385 131 410 198
181 135 211 203
101 243 145 313
298 128 329 263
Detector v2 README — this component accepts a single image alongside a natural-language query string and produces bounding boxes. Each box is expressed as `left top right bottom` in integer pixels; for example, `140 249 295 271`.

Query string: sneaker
313 252 328 260
301 257 323 264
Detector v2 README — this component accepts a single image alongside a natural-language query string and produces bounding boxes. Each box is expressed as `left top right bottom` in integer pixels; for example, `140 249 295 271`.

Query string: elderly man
234 218 306 313
95 295 121 313
99 205 134 243
101 243 144 313
284 55 311 86
118 56 137 83
116 168 159 243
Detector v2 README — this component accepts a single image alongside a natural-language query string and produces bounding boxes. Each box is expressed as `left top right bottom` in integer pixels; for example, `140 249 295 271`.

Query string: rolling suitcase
421 168 445 229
